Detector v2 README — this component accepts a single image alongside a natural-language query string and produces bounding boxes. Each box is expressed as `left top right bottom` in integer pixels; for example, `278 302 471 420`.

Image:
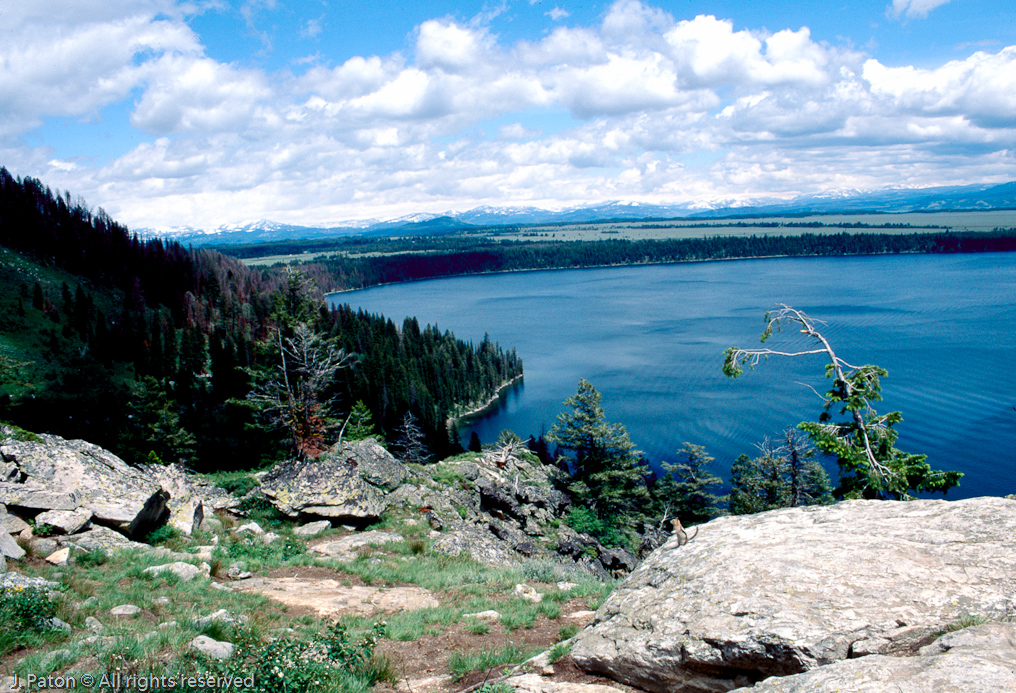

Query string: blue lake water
329 253 1016 499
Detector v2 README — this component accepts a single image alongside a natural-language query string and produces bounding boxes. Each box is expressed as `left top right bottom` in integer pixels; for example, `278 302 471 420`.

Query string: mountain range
138 181 1016 246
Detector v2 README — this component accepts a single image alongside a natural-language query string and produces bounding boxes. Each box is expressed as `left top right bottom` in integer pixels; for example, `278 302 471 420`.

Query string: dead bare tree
723 304 962 499
248 323 356 458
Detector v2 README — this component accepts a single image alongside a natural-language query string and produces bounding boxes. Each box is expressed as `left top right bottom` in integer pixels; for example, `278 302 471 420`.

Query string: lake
329 253 1016 499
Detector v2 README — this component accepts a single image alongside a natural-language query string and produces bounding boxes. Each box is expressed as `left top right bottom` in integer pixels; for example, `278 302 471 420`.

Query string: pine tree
342 400 377 441
468 431 482 452
547 379 649 530
655 443 723 524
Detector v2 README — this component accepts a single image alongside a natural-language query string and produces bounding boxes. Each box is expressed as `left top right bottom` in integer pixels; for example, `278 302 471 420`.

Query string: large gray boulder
730 622 1016 692
0 435 169 539
260 439 409 521
571 497 1016 693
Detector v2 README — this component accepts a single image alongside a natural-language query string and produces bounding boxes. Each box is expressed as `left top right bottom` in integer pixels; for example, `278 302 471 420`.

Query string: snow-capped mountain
138 182 1016 246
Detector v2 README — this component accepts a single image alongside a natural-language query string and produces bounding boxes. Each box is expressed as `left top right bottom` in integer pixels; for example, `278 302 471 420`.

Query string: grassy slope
1 467 613 693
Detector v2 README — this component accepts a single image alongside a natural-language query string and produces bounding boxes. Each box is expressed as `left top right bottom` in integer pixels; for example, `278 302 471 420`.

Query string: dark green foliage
468 431 482 452
118 376 197 466
342 400 378 441
549 379 650 539
653 443 723 524
209 471 260 496
145 525 183 546
0 585 58 654
727 431 833 515
566 506 629 549
210 619 388 693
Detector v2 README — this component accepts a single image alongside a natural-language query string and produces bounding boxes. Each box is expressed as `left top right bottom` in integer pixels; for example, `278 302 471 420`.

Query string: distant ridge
138 181 1016 245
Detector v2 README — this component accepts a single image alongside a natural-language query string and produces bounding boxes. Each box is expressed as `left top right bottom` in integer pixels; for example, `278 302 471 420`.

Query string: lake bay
330 253 1016 499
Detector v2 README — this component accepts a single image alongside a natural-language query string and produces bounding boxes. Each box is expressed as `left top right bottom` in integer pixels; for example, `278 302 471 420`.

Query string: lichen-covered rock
0 435 169 539
260 440 407 521
730 623 1016 693
572 497 1016 693
323 439 408 490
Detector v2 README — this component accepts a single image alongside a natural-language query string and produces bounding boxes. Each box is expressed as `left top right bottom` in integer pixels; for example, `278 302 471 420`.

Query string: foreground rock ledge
571 497 1016 693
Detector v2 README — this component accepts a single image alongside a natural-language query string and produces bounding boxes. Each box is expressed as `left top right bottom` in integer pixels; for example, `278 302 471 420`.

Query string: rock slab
730 622 1016 692
571 497 1016 693
0 435 169 539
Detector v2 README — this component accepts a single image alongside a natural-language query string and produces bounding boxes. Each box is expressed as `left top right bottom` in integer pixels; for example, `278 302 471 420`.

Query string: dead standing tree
723 304 962 499
248 323 357 459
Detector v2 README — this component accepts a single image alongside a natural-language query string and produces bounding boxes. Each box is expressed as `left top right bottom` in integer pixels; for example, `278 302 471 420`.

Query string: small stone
43 617 72 633
85 616 104 633
194 609 243 629
81 596 99 608
110 604 141 616
293 520 331 537
153 596 171 605
514 583 543 603
566 610 596 620
556 581 578 592
261 532 281 544
45 547 70 566
193 545 216 561
463 610 501 621
142 561 208 582
159 621 179 629
30 537 58 557
210 582 233 592
227 562 253 580
235 521 264 536
541 666 555 676
190 635 234 660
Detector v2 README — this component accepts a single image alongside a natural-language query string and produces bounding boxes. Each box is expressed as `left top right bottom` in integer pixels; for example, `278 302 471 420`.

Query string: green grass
447 642 540 681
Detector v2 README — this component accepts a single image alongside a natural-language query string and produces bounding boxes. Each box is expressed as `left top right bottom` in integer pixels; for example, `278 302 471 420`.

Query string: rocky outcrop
0 433 169 539
260 439 409 522
143 464 237 536
571 497 1016 693
730 622 1016 692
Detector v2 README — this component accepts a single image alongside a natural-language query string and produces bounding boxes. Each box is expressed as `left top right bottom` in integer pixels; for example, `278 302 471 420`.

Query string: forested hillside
0 167 521 470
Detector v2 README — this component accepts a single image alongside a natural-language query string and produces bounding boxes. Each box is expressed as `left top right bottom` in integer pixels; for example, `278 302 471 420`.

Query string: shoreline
446 374 524 430
321 244 1008 297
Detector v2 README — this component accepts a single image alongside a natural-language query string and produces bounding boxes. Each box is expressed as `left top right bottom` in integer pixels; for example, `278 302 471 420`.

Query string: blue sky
1 0 1014 228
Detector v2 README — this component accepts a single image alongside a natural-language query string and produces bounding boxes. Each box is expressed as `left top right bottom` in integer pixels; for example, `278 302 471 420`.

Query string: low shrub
0 585 59 654
209 619 388 693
